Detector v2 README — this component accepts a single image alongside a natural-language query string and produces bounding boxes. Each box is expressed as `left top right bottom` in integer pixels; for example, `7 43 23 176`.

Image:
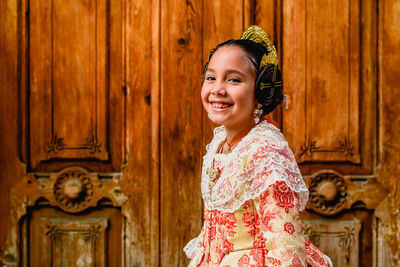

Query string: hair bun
255 64 283 114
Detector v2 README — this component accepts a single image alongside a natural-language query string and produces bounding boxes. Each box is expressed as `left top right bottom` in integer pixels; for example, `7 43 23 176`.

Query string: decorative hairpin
240 25 279 69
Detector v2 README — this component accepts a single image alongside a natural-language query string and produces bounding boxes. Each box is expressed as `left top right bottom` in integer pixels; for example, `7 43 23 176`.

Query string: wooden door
1 0 399 266
280 0 400 266
282 0 383 266
0 0 135 265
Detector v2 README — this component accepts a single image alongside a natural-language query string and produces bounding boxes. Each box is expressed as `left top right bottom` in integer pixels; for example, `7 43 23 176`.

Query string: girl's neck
224 122 255 146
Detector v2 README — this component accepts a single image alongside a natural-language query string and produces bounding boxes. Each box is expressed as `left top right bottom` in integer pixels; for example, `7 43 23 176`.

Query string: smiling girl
184 26 332 267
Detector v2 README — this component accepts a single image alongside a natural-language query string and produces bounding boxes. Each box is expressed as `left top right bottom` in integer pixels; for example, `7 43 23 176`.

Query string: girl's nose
211 81 226 95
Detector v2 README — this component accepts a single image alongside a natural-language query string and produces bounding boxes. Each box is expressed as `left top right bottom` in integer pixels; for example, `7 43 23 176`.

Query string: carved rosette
53 168 94 213
309 172 347 215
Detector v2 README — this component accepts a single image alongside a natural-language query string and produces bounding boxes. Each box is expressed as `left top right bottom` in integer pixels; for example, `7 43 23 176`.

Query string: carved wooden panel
29 207 122 266
28 0 124 170
304 219 362 267
282 0 361 164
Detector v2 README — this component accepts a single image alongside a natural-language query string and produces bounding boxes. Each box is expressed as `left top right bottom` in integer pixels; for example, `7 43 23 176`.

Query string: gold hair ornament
240 25 279 69
260 81 283 93
259 64 282 91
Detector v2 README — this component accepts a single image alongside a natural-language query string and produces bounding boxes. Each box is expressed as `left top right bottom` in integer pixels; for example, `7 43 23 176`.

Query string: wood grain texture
304 219 362 266
282 0 376 175
376 0 400 265
28 0 124 171
150 0 161 265
283 0 361 164
29 207 122 266
301 211 374 267
160 0 204 265
202 0 245 154
0 0 26 258
0 0 399 266
255 0 275 36
121 0 155 265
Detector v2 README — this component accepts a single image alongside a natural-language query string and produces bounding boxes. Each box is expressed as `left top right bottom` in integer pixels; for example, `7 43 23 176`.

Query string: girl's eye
229 78 241 83
206 76 216 81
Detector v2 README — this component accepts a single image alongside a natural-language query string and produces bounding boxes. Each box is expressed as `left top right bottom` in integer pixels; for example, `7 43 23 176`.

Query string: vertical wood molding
0 0 27 260
243 0 255 27
160 0 204 265
376 0 400 265
151 0 161 265
121 0 155 265
254 0 276 38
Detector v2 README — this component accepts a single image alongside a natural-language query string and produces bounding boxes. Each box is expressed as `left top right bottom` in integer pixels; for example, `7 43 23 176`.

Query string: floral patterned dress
184 120 332 267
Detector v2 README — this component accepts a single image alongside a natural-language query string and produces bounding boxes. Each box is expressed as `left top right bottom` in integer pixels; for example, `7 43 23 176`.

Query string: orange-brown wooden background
0 0 399 266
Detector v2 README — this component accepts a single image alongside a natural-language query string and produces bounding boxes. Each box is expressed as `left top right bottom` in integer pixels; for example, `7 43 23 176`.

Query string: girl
184 26 332 267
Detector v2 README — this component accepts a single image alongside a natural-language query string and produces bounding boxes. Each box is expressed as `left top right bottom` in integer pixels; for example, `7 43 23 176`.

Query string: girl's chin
207 115 225 125
208 114 254 130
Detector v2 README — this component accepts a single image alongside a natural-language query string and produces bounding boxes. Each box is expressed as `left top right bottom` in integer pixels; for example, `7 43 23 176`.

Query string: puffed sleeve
253 181 330 267
253 181 307 266
184 226 205 266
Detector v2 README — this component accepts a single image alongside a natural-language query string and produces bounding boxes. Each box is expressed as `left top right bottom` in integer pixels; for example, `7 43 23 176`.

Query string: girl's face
201 45 257 132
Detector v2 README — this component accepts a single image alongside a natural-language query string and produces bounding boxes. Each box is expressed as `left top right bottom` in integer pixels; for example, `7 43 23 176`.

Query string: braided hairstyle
203 39 283 116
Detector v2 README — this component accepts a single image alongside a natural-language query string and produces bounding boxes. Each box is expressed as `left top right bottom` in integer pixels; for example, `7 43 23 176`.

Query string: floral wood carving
306 225 355 263
46 222 104 243
309 172 347 215
53 169 94 212
42 218 108 266
47 134 102 154
304 219 361 267
304 171 389 216
300 137 354 158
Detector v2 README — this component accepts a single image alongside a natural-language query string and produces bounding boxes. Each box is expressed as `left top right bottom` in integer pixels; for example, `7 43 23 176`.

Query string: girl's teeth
213 103 230 108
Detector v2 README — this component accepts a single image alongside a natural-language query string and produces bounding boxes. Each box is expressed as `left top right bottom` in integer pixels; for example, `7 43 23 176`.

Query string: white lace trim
201 120 309 213
325 255 333 267
183 237 202 259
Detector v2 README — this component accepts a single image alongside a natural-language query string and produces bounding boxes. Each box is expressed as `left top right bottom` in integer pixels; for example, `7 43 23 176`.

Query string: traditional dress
184 119 332 267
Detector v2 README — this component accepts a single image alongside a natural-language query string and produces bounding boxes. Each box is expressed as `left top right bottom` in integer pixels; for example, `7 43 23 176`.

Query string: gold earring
253 104 263 123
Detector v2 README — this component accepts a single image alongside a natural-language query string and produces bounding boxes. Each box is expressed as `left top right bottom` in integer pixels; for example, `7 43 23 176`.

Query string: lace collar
201 120 309 213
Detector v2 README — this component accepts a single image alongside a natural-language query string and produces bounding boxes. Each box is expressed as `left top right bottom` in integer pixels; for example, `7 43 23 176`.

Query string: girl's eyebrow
206 68 246 76
205 68 215 73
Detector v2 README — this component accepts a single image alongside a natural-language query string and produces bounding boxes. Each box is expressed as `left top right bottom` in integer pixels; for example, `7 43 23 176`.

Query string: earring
253 104 263 123
283 94 289 110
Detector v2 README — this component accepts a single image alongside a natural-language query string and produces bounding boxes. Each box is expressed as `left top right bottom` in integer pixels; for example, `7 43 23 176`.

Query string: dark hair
203 39 283 115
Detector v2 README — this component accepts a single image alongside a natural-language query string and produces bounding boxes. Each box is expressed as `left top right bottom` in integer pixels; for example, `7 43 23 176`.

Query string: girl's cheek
200 88 209 109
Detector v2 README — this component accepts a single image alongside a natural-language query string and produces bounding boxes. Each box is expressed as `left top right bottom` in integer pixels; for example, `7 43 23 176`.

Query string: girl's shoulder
236 120 288 155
